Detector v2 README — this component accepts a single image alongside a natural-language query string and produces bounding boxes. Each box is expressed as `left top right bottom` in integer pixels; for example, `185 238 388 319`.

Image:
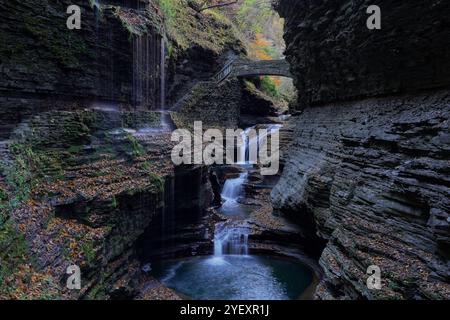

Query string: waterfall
221 172 247 203
160 38 166 110
221 124 282 214
237 124 282 164
214 222 249 256
237 128 250 165
159 38 171 131
217 126 283 255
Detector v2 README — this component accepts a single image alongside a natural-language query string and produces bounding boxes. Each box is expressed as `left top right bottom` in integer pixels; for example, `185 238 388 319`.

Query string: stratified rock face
273 0 450 299
171 79 242 130
272 91 450 299
136 165 214 261
2 109 213 299
276 0 450 108
0 0 164 138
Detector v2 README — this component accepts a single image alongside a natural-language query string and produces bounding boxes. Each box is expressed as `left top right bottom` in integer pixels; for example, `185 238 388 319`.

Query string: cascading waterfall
237 124 282 165
221 124 282 213
237 128 250 165
144 115 313 299
221 172 248 205
214 222 249 256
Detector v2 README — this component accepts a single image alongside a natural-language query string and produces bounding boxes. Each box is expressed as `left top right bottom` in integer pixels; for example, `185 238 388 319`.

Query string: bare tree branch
198 0 239 12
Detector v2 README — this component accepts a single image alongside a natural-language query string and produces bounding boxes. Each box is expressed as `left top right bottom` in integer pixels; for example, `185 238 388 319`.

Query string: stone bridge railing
214 58 236 83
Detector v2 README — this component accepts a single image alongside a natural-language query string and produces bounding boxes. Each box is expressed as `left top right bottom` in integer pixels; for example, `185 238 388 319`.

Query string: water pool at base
150 255 313 300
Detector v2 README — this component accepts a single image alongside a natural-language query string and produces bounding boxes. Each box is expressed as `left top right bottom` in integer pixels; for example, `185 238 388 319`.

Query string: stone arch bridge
214 58 293 83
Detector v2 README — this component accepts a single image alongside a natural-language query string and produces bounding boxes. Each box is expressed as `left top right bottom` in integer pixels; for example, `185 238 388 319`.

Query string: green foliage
68 145 83 154
110 195 118 209
138 162 164 192
260 76 279 98
87 271 108 300
121 111 160 129
0 140 65 227
236 0 275 37
0 221 27 288
125 134 145 157
155 0 241 54
0 148 31 223
81 242 96 265
157 0 177 20
150 173 164 193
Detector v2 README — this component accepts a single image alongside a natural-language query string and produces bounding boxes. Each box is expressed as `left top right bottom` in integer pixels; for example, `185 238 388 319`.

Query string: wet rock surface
272 91 450 299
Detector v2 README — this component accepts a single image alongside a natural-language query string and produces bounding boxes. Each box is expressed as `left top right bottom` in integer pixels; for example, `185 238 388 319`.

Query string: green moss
115 8 149 39
0 138 67 227
68 145 84 154
121 111 160 129
87 271 109 300
23 15 88 69
124 134 144 157
0 221 27 292
0 189 7 203
149 173 164 193
110 195 118 209
60 243 70 260
81 241 96 266
140 161 151 171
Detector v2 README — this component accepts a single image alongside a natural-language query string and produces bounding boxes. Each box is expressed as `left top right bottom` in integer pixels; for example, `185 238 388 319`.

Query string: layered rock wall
273 0 450 299
0 0 164 138
1 109 213 299
276 0 450 108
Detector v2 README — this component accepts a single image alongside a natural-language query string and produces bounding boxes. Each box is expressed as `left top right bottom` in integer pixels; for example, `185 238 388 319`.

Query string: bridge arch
214 58 293 83
233 59 293 78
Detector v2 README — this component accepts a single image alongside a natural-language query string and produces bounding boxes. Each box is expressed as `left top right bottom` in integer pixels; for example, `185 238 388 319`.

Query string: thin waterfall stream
159 38 173 132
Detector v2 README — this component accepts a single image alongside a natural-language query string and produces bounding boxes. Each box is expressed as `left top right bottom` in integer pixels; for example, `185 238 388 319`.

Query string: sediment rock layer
276 0 450 109
273 0 450 299
272 91 450 299
1 109 213 299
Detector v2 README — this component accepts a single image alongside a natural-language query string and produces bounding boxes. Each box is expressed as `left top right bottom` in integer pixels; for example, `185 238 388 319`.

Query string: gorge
0 0 449 301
